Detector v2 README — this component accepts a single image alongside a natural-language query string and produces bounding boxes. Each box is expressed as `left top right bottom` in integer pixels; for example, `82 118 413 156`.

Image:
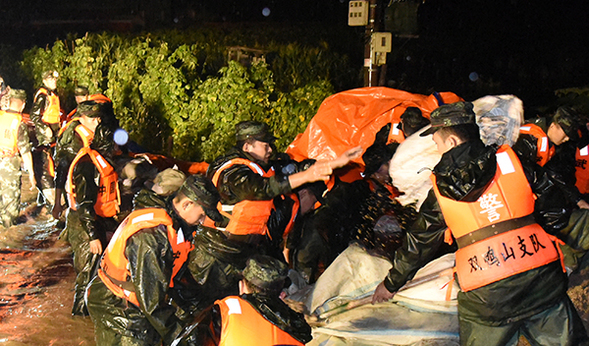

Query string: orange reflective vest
66 147 120 218
216 296 304 346
98 208 194 307
433 145 560 292
576 146 589 194
58 117 94 147
519 124 555 166
34 87 61 125
208 158 275 236
0 110 22 158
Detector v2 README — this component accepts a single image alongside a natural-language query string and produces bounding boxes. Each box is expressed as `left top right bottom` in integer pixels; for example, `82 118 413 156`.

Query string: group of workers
1 68 589 345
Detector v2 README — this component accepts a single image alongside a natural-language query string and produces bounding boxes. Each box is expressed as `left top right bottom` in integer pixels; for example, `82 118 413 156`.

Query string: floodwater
0 180 96 346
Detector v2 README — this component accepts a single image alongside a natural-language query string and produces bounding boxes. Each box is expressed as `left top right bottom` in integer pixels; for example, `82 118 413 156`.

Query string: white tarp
291 244 460 346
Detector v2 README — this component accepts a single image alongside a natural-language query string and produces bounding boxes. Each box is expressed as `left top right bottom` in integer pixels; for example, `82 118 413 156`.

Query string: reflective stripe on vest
209 158 275 236
433 145 559 291
216 296 304 346
66 147 120 218
0 110 22 157
576 146 589 194
98 208 194 307
519 124 554 166
35 88 60 124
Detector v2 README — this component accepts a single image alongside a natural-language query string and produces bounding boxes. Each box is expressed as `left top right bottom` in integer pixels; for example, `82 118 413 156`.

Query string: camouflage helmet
242 254 288 290
235 121 276 143
8 89 26 101
178 174 223 222
146 168 186 196
552 106 581 141
420 101 476 136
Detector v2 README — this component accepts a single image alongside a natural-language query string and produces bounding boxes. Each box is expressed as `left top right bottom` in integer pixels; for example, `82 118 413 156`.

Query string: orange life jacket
97 208 194 307
576 145 589 194
0 110 22 158
519 124 555 166
282 192 300 238
58 117 94 147
34 87 61 125
433 145 560 292
216 296 304 346
207 158 275 236
66 147 120 218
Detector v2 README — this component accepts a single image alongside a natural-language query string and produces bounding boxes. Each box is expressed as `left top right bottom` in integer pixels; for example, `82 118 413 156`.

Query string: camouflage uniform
30 72 60 207
0 109 32 227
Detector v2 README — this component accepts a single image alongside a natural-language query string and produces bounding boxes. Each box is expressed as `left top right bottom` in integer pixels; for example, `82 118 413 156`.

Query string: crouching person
86 174 224 345
175 255 312 346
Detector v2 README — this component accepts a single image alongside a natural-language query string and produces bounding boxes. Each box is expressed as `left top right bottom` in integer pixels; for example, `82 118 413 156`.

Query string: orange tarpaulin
286 87 462 181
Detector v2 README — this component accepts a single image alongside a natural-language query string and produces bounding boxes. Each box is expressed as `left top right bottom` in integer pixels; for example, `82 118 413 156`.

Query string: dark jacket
54 119 87 190
384 140 567 325
30 88 58 146
206 147 292 205
70 155 110 241
513 118 582 232
86 203 196 344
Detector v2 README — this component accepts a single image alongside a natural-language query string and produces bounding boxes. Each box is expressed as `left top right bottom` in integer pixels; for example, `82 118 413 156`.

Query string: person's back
373 102 587 346
181 255 312 346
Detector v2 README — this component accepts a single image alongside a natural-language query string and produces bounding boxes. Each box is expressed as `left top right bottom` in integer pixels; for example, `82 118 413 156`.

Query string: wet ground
0 177 588 346
0 179 96 346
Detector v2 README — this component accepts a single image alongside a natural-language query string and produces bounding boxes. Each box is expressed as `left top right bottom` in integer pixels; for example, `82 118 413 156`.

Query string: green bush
19 29 357 161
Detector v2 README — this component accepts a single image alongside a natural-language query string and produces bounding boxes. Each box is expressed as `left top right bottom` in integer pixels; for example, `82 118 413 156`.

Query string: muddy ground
0 176 588 345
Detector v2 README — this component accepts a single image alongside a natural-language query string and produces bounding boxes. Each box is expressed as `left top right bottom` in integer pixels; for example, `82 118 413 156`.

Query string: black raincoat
383 140 587 344
86 203 196 345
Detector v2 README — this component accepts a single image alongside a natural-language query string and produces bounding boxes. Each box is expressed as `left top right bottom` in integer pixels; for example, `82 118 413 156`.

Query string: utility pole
349 0 391 87
364 0 378 87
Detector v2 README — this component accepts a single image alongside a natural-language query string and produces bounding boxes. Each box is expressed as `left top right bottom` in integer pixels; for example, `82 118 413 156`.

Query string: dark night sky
2 0 589 107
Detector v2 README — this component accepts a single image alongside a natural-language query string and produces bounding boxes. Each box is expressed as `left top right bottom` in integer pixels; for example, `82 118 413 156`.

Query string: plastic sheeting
290 245 459 346
389 125 441 210
473 95 524 147
285 87 462 181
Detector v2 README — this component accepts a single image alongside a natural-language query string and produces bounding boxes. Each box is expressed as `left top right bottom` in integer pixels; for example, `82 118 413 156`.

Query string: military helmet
235 121 276 143
421 101 476 136
242 254 288 290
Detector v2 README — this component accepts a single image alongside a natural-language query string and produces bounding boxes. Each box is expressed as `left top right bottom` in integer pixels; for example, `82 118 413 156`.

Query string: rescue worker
52 100 107 220
0 89 35 227
514 107 588 212
291 124 412 283
63 86 112 124
62 124 119 316
30 70 61 209
372 102 587 345
205 120 362 255
86 174 224 345
397 107 430 138
177 255 312 346
514 106 589 272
